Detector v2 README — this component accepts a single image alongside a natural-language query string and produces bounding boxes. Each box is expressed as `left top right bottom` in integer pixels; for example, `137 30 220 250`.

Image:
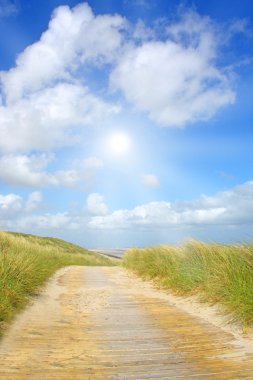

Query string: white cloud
141 173 160 188
0 3 125 103
83 156 104 169
218 170 234 180
0 82 120 154
0 191 46 220
25 191 43 211
111 10 235 127
14 213 77 230
1 181 252 244
0 3 123 155
0 0 17 18
0 152 106 188
226 19 248 39
0 5 240 158
133 20 155 41
0 154 81 188
88 181 253 229
0 154 51 187
0 192 80 230
0 193 22 217
53 170 80 188
86 193 108 216
124 0 152 10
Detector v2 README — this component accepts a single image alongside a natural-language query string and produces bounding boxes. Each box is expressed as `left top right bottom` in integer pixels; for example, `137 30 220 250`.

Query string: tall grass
123 241 253 328
0 231 115 334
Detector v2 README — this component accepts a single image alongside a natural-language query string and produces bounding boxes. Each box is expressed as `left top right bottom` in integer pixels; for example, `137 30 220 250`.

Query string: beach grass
0 230 115 335
123 240 253 328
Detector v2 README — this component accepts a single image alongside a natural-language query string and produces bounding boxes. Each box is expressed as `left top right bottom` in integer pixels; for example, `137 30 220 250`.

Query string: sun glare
107 131 131 155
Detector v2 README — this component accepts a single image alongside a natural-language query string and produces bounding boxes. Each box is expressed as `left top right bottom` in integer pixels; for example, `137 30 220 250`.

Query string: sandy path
0 266 253 379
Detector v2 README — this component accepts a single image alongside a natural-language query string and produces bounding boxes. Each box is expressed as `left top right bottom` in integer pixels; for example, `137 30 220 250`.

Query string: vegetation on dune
0 231 116 335
123 241 253 328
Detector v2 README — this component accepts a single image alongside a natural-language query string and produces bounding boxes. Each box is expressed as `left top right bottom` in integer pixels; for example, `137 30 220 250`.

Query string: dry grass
123 240 253 328
0 231 115 334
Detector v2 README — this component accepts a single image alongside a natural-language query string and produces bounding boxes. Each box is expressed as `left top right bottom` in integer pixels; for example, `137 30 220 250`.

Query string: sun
107 131 131 155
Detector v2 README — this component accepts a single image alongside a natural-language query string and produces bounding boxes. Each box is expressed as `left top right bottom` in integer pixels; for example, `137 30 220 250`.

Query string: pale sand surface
0 266 253 379
114 268 253 356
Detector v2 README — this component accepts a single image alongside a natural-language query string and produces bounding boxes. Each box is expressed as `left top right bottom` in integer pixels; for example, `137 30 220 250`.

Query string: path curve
1 266 253 379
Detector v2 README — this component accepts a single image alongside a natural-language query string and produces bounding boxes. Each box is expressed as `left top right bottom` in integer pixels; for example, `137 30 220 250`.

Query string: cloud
0 154 81 188
82 156 104 169
86 193 108 216
226 19 248 39
111 10 235 127
124 0 152 10
25 191 43 211
0 5 240 158
0 3 126 103
0 153 106 188
141 173 160 188
0 3 124 154
53 170 80 188
88 181 253 229
0 0 17 18
0 82 120 154
1 181 253 244
218 170 235 181
0 191 43 222
0 190 80 230
0 193 22 218
0 154 52 187
133 20 155 41
14 213 77 230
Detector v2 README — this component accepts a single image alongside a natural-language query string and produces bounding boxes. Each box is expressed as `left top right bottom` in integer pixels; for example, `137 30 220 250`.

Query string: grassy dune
0 231 115 334
123 241 253 328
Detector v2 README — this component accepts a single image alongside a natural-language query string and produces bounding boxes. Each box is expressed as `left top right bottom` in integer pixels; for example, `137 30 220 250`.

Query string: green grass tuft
123 241 253 328
0 231 116 335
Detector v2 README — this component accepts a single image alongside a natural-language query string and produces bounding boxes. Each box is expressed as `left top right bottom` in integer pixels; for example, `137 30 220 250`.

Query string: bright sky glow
0 0 253 248
107 132 131 155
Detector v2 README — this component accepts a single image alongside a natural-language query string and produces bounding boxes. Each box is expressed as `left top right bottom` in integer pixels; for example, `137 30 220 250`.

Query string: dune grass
0 231 115 335
123 241 253 328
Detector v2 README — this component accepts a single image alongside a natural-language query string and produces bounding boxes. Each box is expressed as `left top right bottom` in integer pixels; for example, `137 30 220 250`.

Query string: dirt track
1 266 253 379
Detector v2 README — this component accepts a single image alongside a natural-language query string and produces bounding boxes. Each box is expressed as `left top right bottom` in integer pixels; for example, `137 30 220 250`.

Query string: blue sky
0 0 253 248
